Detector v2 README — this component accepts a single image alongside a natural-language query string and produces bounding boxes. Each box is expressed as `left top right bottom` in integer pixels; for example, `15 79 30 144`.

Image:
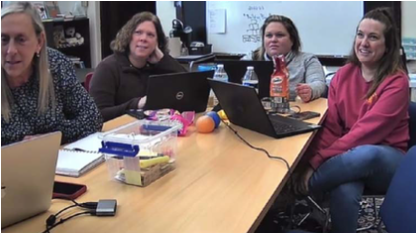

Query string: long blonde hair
1 2 55 122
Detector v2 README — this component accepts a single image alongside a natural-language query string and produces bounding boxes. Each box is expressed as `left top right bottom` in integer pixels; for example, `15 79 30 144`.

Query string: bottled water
212 64 229 106
213 64 229 82
242 66 259 90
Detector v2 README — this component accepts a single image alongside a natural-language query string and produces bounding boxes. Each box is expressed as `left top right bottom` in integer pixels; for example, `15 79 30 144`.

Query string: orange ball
196 115 215 133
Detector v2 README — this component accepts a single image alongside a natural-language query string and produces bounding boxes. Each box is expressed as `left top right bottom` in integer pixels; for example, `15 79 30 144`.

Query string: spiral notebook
56 132 104 177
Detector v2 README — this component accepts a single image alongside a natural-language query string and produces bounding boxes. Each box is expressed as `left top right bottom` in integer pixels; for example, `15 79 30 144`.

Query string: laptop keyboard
269 117 306 134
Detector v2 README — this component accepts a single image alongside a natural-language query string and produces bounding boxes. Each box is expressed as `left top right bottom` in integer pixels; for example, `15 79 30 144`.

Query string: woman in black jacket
90 12 187 121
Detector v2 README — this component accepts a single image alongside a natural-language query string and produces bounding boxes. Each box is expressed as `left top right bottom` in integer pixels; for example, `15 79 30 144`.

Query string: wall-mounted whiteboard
206 1 364 56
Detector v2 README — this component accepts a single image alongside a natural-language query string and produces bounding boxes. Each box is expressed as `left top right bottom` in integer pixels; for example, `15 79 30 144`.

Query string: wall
87 2 101 68
206 1 363 56
56 1 85 16
156 1 176 36
402 1 416 38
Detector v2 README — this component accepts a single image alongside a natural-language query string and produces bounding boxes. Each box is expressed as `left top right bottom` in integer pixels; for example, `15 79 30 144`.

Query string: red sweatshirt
308 63 409 170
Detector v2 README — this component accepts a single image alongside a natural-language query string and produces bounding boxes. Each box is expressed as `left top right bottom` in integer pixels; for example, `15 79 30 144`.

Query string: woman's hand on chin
147 47 164 64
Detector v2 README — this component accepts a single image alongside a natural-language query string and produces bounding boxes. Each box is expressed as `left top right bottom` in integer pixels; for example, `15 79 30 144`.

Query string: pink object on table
145 109 195 136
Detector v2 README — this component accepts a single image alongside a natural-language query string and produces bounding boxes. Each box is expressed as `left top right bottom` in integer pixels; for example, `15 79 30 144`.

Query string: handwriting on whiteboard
248 6 265 11
242 13 270 43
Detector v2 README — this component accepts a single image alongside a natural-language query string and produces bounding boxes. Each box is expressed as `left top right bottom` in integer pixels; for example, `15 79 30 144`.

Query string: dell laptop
145 70 215 112
1 132 61 228
208 79 320 138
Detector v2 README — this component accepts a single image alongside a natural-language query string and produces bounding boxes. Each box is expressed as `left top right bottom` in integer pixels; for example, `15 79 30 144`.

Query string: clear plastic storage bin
100 120 181 186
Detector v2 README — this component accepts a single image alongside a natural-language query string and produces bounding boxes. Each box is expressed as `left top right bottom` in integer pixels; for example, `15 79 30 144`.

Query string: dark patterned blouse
1 48 103 146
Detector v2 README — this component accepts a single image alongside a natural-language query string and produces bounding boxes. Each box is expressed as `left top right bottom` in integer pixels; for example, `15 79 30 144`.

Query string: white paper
208 9 226 34
56 132 104 177
56 150 103 177
64 132 102 152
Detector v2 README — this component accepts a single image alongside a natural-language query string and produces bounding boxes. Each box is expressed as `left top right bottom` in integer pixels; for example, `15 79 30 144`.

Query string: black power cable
223 120 303 223
52 197 97 209
45 198 99 232
43 211 95 233
222 120 290 171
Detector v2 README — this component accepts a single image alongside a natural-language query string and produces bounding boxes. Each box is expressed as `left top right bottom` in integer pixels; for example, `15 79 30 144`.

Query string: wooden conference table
4 99 327 233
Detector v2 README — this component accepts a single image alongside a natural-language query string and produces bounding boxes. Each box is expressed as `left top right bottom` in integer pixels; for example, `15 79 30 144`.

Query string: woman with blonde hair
1 2 102 146
90 11 186 121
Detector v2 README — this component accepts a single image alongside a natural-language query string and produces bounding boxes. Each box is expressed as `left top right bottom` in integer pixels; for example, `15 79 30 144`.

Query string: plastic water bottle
213 64 229 83
242 66 259 91
212 64 229 106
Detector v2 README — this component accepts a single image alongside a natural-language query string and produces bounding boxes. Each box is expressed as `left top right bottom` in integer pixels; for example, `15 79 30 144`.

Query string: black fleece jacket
90 52 186 121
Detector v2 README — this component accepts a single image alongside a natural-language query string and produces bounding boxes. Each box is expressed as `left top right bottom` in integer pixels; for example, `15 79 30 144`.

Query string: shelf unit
43 17 91 68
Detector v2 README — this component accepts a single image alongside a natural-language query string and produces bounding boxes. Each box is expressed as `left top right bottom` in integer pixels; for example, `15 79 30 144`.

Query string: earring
36 52 40 58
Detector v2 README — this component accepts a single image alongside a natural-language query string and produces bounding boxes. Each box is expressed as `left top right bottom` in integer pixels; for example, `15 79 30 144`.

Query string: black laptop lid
208 78 277 138
145 70 214 112
217 60 274 98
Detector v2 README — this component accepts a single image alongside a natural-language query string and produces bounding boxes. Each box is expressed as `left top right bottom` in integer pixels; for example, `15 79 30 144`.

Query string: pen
138 154 165 160
73 148 86 152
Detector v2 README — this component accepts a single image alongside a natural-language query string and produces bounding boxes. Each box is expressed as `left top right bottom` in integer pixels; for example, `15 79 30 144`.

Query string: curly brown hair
110 11 168 54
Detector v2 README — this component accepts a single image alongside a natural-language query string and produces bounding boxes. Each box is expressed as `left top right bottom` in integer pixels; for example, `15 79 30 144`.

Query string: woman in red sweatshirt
297 8 409 232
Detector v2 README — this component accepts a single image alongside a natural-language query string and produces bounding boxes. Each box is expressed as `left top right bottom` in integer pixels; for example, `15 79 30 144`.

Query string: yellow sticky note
124 170 142 186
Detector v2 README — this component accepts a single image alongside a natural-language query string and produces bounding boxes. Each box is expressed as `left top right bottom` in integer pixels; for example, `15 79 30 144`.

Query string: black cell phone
53 181 87 200
126 109 146 120
287 111 321 120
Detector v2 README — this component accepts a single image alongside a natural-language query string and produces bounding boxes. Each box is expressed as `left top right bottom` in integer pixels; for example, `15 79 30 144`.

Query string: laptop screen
1 132 61 228
145 71 214 113
216 60 274 98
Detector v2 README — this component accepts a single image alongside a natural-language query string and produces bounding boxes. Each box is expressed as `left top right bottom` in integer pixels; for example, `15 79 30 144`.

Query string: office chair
321 71 336 99
320 84 329 99
378 146 416 232
400 45 409 75
83 72 94 92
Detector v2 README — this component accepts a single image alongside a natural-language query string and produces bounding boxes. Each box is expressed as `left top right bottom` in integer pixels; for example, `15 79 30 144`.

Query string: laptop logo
176 91 184 100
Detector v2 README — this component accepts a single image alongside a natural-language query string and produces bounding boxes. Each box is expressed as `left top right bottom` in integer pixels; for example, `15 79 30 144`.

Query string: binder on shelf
56 132 104 177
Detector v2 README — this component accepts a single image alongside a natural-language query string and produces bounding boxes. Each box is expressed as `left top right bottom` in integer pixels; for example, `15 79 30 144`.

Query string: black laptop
208 79 321 138
217 60 274 98
145 70 214 113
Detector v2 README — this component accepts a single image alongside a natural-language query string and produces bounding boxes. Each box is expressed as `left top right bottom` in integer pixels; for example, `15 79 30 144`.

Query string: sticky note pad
124 170 142 186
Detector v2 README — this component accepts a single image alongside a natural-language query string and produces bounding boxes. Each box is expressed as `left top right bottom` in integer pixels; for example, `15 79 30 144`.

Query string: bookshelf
43 17 91 68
